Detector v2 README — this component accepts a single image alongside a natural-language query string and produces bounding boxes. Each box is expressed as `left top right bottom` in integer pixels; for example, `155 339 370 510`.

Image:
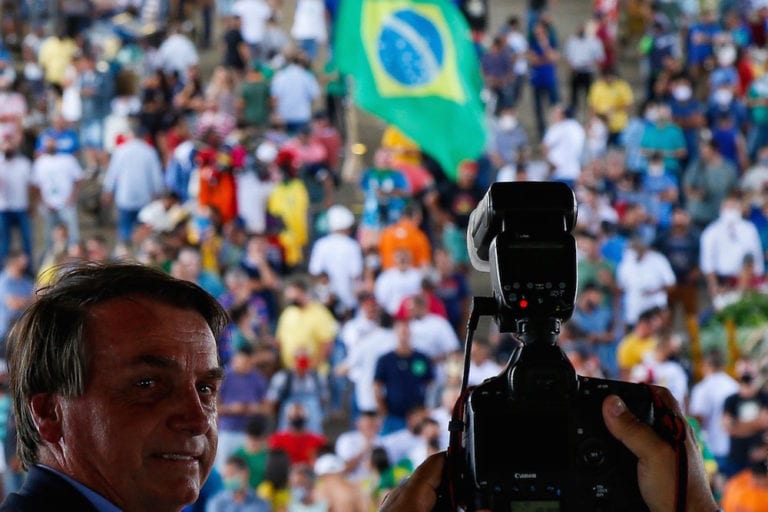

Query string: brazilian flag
335 0 487 180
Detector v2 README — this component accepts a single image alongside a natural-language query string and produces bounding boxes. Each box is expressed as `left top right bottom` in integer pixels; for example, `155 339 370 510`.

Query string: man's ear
29 393 63 443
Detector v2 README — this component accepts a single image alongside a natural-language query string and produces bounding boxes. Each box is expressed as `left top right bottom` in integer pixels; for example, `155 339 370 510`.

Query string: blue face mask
224 477 245 492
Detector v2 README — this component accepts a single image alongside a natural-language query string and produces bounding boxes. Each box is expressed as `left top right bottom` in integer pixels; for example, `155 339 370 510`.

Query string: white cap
314 454 345 476
327 205 355 231
256 142 278 164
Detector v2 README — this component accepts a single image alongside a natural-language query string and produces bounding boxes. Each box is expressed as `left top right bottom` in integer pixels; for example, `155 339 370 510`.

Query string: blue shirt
218 368 268 432
374 350 434 418
205 488 270 512
360 168 409 228
35 128 79 155
0 271 33 338
102 139 165 210
687 22 720 65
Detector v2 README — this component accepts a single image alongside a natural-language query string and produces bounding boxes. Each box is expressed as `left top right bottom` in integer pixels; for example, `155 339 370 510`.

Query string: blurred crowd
0 0 764 510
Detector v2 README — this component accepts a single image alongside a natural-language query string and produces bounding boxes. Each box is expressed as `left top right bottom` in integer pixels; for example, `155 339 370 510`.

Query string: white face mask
714 88 733 106
645 108 659 122
721 208 741 222
672 85 692 102
717 46 736 67
499 115 518 131
648 163 665 176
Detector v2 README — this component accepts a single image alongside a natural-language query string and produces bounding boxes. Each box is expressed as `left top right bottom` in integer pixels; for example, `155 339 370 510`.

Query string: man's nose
169 385 214 434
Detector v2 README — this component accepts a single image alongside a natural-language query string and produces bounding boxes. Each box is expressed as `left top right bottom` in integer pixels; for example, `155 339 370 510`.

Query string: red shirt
268 430 327 465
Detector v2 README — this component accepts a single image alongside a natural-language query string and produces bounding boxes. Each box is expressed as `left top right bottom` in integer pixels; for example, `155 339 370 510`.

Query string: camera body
451 182 656 511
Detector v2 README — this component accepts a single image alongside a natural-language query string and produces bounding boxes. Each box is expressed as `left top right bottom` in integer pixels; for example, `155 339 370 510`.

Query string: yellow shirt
275 302 339 369
38 37 78 86
257 481 291 511
587 78 634 133
381 126 421 167
267 179 309 266
617 333 657 371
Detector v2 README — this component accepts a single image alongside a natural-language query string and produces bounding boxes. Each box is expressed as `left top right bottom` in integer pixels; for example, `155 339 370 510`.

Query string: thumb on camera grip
602 394 669 461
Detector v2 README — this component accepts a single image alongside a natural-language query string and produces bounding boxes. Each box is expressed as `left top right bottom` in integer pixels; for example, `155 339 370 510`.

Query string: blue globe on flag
377 9 444 87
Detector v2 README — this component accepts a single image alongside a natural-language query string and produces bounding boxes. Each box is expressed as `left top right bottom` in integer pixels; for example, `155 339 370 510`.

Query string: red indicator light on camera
519 299 529 309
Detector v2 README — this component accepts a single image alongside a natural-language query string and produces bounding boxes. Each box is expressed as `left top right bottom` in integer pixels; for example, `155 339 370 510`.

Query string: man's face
56 298 222 511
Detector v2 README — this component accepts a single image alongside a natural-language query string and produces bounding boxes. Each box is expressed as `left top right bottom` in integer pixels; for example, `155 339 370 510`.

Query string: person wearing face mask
640 102 687 176
489 107 529 172
722 360 768 478
669 74 705 167
684 137 739 229
707 84 748 130
268 403 327 466
206 455 270 512
699 193 764 300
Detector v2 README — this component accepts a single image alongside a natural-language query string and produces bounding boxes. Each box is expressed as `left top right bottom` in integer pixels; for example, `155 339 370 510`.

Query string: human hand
602 388 718 512
379 452 444 512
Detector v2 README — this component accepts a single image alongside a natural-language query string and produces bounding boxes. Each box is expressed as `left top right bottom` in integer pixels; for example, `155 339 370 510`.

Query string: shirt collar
37 465 122 512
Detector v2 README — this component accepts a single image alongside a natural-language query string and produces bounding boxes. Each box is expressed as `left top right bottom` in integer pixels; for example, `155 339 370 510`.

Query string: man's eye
198 383 218 395
136 378 156 389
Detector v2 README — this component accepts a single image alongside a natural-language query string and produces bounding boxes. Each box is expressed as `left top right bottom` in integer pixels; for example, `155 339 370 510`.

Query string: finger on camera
602 394 672 461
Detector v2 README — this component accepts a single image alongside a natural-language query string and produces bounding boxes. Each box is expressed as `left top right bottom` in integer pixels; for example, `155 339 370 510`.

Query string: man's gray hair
7 262 228 469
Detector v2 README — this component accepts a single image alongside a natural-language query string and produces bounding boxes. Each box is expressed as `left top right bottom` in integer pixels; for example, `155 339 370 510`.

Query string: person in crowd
308 205 363 316
216 345 269 472
334 411 382 482
275 279 338 371
587 66 634 145
564 22 604 113
101 124 165 247
542 104 586 187
685 137 739 230
1 263 227 510
528 19 560 138
640 102 687 177
378 205 431 271
257 448 292 511
688 349 740 476
0 138 33 265
266 349 329 434
617 235 676 327
374 250 424 316
374 319 434 434
569 281 616 376
31 136 84 249
720 447 768 512
700 193 764 304
206 455 270 512
172 246 226 298
270 52 320 134
232 415 271 491
268 403 326 466
481 36 516 115
616 306 663 379
722 360 768 478
312 453 370 512
0 250 34 349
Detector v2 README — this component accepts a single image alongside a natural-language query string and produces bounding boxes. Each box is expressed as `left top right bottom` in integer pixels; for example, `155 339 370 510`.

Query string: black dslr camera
445 182 655 512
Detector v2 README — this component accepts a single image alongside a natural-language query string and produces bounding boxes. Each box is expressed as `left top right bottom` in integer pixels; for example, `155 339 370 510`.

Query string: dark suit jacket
0 465 99 511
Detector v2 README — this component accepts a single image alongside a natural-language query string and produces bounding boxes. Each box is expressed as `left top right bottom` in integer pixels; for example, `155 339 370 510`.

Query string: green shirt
233 446 269 489
241 80 271 128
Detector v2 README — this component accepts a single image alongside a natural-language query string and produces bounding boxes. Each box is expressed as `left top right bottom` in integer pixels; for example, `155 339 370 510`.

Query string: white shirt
564 35 605 72
271 64 320 124
700 215 765 277
340 313 380 352
617 249 676 324
156 34 199 75
232 0 273 44
343 328 396 411
235 172 275 234
31 153 83 210
374 267 424 314
291 0 327 42
335 430 382 481
309 233 363 310
543 119 586 180
641 355 688 405
0 155 32 210
409 314 460 360
102 139 165 210
688 371 739 457
379 428 421 466
468 359 502 386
